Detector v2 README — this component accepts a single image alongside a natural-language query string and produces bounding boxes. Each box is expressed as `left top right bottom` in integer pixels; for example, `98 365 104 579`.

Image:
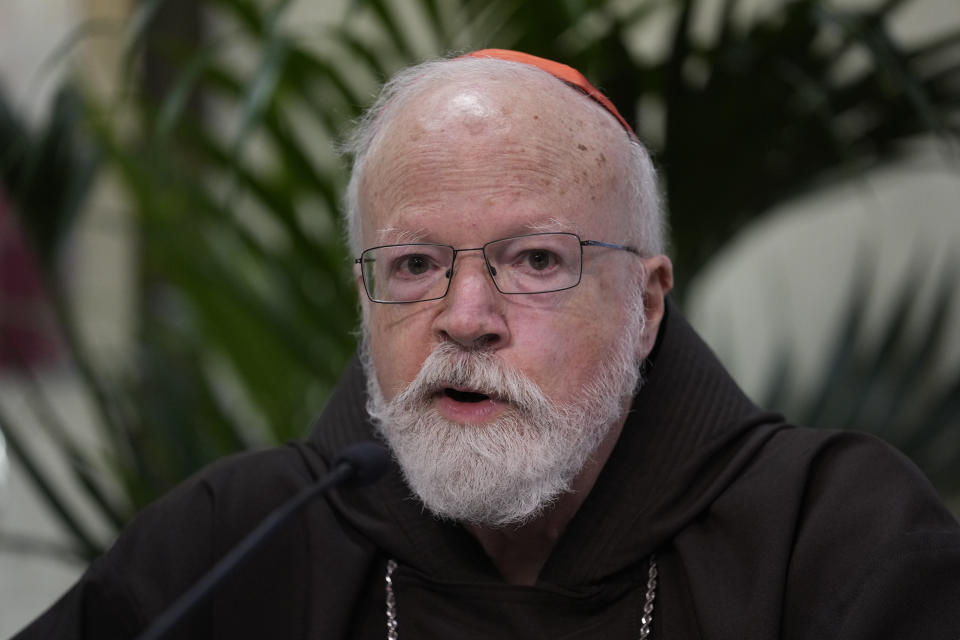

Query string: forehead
358 67 634 244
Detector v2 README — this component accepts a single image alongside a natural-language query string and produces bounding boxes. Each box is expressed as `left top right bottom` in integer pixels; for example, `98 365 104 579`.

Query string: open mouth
443 388 491 403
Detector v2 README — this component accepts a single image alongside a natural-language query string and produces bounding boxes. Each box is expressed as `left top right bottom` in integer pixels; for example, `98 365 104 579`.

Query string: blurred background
1 0 958 634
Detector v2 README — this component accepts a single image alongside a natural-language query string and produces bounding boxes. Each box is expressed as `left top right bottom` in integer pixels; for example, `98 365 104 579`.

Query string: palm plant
755 250 960 496
1 0 958 562
1 83 103 558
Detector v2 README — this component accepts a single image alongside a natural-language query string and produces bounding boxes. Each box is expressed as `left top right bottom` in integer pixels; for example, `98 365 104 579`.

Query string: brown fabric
13 302 960 639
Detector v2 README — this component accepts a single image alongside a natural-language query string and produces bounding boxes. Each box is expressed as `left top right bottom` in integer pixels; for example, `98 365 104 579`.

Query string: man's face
360 77 645 405
356 72 669 524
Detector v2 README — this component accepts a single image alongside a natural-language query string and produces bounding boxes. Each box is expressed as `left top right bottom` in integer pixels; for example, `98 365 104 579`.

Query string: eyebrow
524 217 583 235
374 227 430 244
372 217 584 245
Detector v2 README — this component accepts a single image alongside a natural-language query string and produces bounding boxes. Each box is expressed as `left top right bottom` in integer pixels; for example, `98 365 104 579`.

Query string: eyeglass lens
360 233 583 303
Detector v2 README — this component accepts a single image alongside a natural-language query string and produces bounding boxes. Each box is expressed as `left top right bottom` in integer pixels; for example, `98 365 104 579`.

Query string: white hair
339 55 668 258
361 281 646 526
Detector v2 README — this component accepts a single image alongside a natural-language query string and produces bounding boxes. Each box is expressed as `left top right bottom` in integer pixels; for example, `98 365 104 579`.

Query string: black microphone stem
134 462 354 640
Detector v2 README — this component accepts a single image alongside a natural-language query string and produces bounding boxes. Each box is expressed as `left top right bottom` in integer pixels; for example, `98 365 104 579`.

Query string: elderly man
14 50 960 639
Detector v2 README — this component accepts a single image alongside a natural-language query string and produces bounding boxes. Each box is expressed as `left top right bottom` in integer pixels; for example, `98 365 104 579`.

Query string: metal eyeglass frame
355 232 639 304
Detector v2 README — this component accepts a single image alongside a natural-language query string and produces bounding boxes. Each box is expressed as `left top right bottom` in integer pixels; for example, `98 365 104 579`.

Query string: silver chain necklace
384 554 658 639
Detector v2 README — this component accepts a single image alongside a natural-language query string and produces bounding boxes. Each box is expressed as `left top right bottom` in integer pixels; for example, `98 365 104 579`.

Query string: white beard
362 301 645 527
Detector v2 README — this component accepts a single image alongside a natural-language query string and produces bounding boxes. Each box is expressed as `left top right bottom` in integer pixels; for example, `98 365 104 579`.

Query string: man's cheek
371 343 425 401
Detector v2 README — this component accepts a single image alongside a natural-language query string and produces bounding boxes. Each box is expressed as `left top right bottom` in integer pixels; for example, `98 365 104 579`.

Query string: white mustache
392 342 551 416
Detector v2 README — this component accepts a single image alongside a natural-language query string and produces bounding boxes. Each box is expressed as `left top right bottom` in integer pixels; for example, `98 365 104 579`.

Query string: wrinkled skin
356 68 673 583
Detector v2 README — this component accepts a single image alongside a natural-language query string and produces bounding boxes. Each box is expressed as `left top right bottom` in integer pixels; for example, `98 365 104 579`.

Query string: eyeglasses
356 232 639 304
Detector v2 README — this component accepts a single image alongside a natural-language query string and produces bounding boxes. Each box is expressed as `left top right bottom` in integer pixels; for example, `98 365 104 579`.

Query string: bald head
348 55 674 529
341 56 665 258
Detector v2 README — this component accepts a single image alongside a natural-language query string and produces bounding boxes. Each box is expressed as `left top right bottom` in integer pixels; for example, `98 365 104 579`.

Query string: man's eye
524 250 558 271
398 255 431 276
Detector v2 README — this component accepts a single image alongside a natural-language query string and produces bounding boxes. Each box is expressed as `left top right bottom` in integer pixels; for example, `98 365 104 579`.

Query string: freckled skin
356 67 673 583
359 71 658 407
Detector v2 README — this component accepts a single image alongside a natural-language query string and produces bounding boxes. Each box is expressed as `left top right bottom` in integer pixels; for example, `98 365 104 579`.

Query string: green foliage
450 0 960 284
0 84 98 268
0 0 958 560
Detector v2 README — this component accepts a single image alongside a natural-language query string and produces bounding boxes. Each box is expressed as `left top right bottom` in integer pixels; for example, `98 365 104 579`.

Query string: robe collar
308 300 785 585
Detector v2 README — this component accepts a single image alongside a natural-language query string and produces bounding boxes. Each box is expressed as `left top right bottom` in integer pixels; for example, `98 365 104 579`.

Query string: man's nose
432 252 510 349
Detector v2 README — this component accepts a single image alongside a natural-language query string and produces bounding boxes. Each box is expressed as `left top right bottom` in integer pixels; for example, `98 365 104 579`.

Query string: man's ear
637 255 673 359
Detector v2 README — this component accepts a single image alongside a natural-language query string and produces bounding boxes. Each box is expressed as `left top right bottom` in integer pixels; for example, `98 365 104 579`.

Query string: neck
465 415 626 585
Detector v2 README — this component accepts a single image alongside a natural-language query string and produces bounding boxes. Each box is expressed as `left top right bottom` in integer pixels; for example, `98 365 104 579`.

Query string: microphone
336 441 391 486
135 441 390 640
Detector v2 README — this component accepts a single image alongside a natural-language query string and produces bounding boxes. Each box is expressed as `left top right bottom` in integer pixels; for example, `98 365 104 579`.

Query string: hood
305 300 785 585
